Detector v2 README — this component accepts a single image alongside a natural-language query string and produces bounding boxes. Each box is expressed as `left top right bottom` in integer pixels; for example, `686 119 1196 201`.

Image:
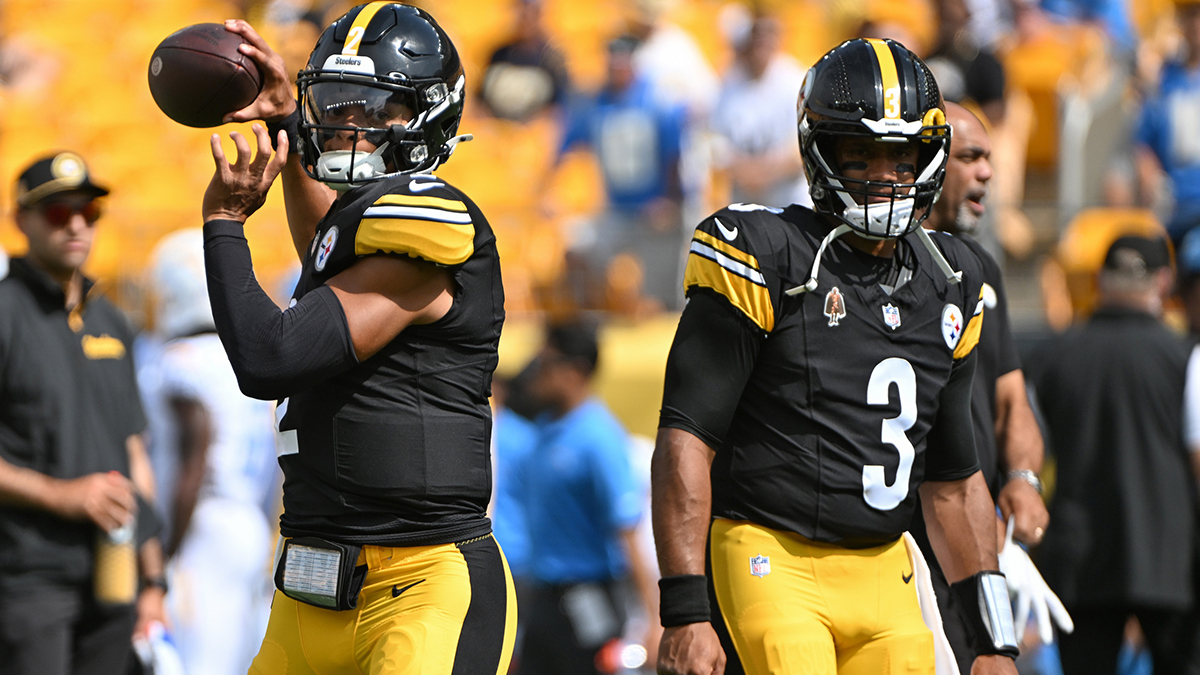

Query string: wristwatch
1007 469 1043 495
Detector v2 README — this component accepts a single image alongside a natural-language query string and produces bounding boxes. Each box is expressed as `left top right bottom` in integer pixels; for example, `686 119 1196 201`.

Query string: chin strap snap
785 224 852 296
914 226 962 284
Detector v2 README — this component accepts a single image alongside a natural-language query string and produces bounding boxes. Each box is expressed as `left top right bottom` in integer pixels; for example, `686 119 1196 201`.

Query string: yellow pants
250 535 517 675
710 519 934 675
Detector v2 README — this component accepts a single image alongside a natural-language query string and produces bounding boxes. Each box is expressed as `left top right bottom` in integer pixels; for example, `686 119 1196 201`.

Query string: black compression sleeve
659 289 763 448
925 349 982 481
203 219 359 401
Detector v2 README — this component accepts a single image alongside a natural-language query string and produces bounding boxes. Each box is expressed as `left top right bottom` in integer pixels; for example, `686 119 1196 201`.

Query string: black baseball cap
1102 234 1171 275
14 152 109 209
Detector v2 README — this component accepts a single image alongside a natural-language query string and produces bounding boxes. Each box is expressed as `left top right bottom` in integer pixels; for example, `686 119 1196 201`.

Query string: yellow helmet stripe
342 2 390 56
866 39 901 120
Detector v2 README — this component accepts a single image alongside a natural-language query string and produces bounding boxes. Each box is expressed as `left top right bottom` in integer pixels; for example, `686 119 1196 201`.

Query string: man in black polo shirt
0 152 165 675
1034 235 1197 673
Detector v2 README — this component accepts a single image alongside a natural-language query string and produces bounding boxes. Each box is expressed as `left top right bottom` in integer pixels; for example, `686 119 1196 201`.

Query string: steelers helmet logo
50 152 87 187
942 303 964 350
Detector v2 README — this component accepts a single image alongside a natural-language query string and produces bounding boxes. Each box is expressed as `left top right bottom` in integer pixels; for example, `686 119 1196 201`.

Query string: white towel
903 532 961 675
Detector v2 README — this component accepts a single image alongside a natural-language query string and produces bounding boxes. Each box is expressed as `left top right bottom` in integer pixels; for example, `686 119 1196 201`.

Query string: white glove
997 516 1074 644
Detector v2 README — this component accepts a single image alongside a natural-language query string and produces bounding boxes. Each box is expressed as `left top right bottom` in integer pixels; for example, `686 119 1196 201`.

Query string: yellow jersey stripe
693 230 759 270
342 2 389 56
867 38 901 119
373 194 468 212
954 310 983 359
356 218 475 266
684 255 774 332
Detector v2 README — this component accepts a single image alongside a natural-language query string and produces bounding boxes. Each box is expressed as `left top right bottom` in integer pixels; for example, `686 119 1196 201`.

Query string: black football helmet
297 3 467 189
797 38 949 240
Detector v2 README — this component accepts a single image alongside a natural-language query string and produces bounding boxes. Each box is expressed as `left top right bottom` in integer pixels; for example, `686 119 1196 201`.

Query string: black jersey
661 204 984 548
278 174 504 547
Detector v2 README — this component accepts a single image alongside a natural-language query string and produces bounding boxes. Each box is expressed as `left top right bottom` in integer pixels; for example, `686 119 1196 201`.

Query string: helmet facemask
801 115 949 240
297 69 466 191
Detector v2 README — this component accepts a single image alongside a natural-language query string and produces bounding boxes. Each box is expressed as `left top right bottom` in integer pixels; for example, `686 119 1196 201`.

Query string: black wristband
951 571 1020 659
266 106 301 155
141 576 168 593
658 574 710 627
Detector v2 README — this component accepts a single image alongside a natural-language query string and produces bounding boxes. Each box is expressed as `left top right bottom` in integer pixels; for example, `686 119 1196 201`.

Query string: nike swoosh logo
715 218 738 241
902 571 914 584
409 178 445 192
393 579 426 597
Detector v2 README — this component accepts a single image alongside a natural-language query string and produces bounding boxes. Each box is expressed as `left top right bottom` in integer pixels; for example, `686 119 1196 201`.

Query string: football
148 23 262 128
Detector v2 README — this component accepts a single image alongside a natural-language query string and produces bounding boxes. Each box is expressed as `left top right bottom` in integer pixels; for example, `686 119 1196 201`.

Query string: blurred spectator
547 35 688 310
145 229 278 675
626 0 718 120
925 0 1008 124
515 321 657 675
1135 0 1200 243
1040 0 1137 60
0 152 165 674
711 12 810 210
1033 235 1198 674
479 0 569 123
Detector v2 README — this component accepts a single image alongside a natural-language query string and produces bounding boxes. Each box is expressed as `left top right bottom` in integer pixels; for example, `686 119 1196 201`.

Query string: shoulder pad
684 205 780 332
355 179 475 266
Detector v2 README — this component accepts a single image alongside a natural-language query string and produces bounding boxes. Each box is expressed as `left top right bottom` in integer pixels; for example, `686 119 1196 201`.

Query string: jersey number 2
863 357 916 510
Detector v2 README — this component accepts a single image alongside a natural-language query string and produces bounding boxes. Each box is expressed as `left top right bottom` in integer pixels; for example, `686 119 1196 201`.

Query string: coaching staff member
204 4 514 673
0 152 165 675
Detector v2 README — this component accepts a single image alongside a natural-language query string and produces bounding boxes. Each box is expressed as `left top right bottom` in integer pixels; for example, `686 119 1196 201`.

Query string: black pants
0 583 137 675
516 580 628 675
1058 606 1194 675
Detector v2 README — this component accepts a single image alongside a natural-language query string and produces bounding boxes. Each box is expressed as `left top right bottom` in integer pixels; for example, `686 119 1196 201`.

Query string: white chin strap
785 222 961 296
840 197 916 238
317 142 391 191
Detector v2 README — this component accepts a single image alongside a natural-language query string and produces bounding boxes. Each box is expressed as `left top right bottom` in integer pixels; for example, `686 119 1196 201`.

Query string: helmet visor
303 81 418 132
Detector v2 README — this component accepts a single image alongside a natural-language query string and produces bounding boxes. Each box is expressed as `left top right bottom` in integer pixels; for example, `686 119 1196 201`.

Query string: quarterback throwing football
652 39 1019 675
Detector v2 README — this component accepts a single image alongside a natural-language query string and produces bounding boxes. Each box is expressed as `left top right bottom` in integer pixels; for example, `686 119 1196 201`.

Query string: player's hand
204 124 288 223
997 517 1074 644
657 622 725 675
51 471 136 533
222 19 296 123
971 654 1018 675
996 477 1048 546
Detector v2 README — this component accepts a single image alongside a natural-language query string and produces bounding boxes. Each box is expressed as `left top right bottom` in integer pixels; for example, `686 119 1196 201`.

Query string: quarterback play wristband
951 571 1020 658
658 574 710 627
266 106 302 155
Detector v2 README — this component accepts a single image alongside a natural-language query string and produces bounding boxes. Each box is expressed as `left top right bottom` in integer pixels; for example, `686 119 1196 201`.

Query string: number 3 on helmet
297 3 468 190
797 38 950 240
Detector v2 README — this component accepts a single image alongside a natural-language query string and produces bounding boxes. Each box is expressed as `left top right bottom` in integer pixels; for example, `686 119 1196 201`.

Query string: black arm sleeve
924 349 983 481
203 219 359 401
659 289 763 449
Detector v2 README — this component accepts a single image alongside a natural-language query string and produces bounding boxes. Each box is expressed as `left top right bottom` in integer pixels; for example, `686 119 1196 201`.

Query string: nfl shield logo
749 555 771 578
882 303 901 330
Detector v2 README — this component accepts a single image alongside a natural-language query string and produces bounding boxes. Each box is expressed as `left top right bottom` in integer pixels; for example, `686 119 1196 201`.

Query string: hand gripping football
148 23 263 128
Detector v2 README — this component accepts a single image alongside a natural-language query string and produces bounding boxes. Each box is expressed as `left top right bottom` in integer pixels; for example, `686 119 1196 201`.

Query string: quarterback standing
652 39 1018 675
200 4 513 674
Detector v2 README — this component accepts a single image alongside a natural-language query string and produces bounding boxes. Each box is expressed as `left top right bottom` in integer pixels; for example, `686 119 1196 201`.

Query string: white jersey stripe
362 205 473 224
690 241 767 286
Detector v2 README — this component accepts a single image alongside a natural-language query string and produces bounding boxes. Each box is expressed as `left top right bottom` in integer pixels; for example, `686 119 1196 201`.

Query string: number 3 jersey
660 204 985 548
278 175 504 547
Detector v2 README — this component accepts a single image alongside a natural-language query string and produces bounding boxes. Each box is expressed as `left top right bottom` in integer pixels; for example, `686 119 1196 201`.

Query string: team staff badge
824 287 847 326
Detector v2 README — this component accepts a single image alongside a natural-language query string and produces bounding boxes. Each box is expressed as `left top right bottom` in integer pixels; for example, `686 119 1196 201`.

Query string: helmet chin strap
317 142 391 191
785 222 961 296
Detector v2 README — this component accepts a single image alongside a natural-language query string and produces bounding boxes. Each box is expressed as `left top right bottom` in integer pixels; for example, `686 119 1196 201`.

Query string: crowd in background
3 0 1200 673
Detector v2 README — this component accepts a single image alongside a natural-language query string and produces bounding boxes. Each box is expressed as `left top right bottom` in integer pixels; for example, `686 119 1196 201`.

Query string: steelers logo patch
981 283 998 310
315 226 338 272
942 303 964 350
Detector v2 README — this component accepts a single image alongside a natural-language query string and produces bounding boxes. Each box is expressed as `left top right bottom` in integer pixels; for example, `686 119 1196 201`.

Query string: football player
199 4 514 674
652 39 1019 675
